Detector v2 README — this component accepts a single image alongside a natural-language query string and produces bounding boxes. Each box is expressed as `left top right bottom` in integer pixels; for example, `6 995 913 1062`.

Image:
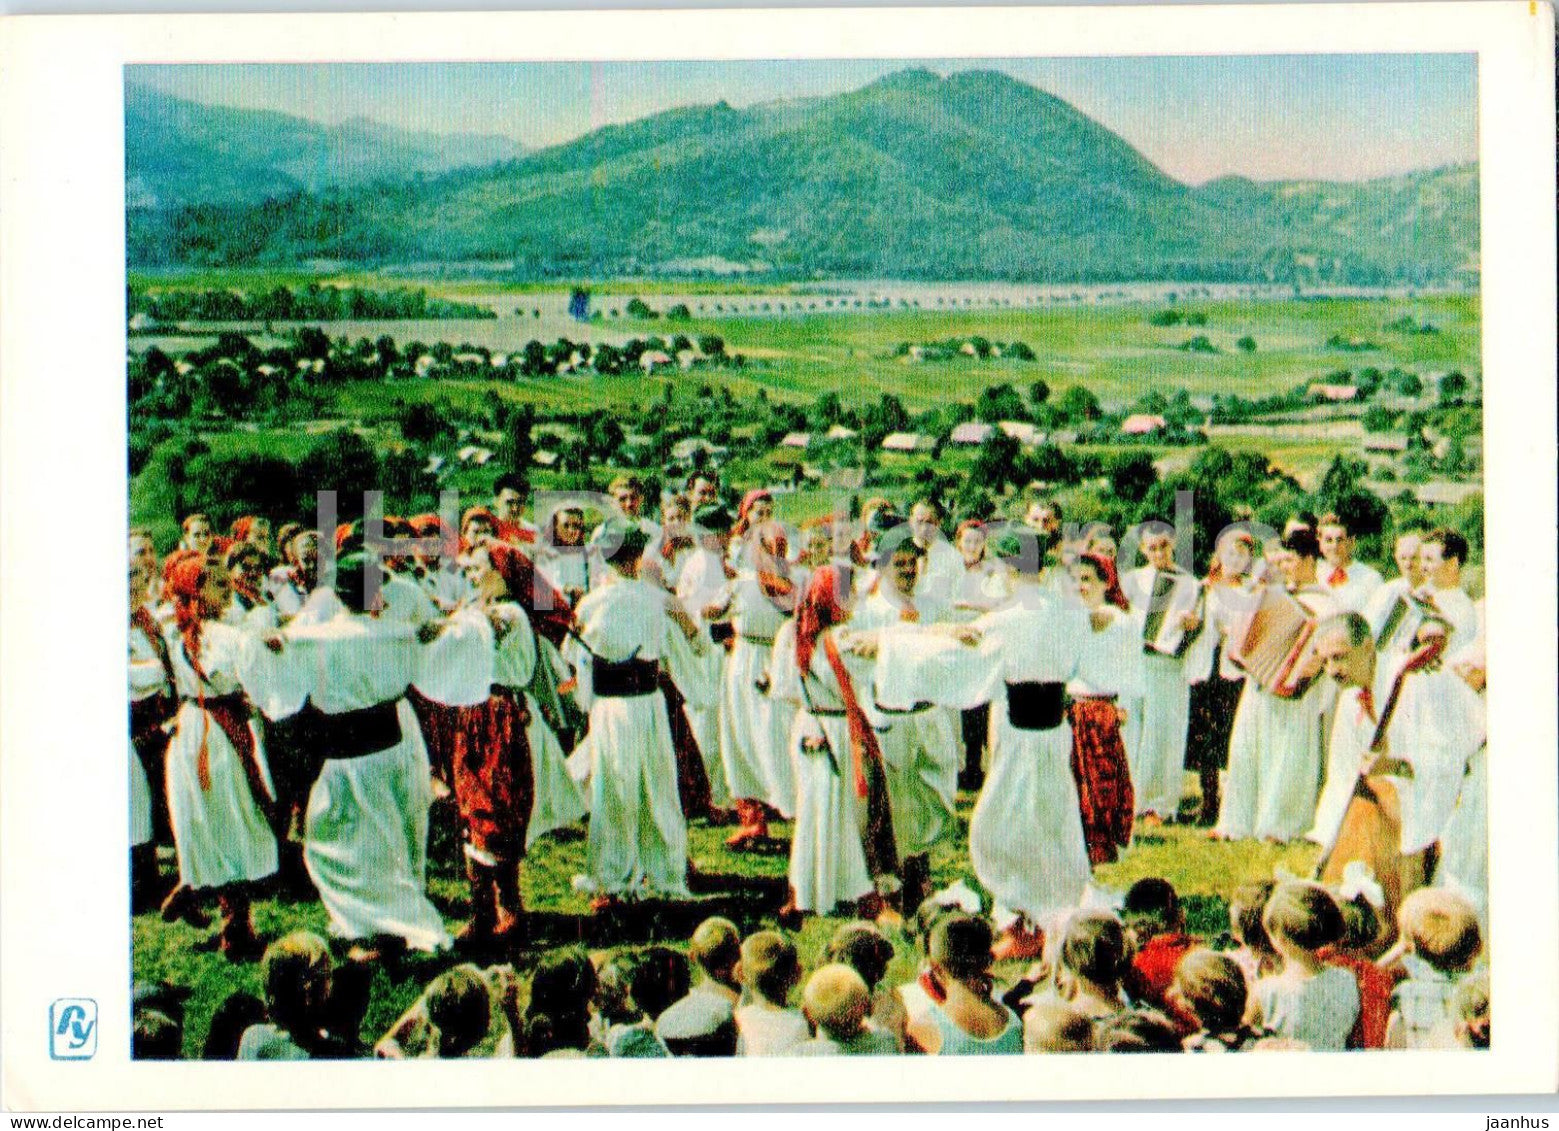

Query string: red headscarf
795 565 850 674
165 552 211 684
162 547 202 584
486 541 574 648
731 489 773 539
1081 551 1130 612
230 515 255 542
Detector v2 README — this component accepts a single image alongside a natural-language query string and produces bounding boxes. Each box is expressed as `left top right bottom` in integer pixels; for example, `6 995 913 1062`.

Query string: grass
134 773 1319 1059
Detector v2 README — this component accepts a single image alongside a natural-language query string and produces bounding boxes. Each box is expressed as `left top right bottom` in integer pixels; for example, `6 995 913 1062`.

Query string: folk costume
1182 574 1260 824
1322 559 1384 615
1121 563 1198 821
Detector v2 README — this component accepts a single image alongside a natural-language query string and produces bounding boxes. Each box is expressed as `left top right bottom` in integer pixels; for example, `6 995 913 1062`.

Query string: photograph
1 0 1554 1112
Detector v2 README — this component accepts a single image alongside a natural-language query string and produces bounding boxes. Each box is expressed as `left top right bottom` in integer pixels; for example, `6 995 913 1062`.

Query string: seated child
827 920 906 1051
321 958 374 1057
1317 894 1398 1049
1385 887 1484 1050
735 930 809 1056
656 917 741 1057
799 964 899 1056
1121 879 1199 1029
1022 999 1095 1053
1045 912 1130 1022
203 992 266 1060
237 932 335 1061
522 949 599 1058
1094 1009 1183 1053
903 913 1022 1056
1225 881 1279 986
1248 882 1359 1051
426 966 495 1058
1446 970 1489 1050
1172 950 1268 1052
594 951 673 1058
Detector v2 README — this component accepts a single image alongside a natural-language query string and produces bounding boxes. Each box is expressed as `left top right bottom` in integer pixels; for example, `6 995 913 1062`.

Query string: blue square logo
50 998 98 1060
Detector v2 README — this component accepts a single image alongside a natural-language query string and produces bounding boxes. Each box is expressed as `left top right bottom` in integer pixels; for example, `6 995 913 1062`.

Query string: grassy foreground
133 774 1320 1058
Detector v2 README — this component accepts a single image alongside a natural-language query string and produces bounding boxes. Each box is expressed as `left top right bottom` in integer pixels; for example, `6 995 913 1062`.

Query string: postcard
1 1 1555 1112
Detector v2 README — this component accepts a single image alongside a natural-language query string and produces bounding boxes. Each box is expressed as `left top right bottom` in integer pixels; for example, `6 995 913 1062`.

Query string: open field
133 777 1320 1059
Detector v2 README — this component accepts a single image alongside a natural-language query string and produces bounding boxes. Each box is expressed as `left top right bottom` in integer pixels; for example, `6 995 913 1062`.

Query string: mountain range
126 69 1478 284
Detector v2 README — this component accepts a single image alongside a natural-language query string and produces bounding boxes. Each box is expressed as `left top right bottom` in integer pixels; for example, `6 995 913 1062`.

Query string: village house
997 421 1043 445
949 422 994 446
1121 413 1167 436
881 432 933 453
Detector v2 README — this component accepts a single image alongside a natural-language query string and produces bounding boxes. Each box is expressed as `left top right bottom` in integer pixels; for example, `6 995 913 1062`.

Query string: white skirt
969 705 1091 926
525 691 588 845
1127 653 1191 818
586 693 690 898
130 745 153 848
719 639 796 816
786 712 874 914
166 703 278 889
305 732 450 952
1216 684 1324 841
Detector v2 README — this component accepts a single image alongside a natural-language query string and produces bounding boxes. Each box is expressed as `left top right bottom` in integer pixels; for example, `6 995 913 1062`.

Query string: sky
131 54 1478 185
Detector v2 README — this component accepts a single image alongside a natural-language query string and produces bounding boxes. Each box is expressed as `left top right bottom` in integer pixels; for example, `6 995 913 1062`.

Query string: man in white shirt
908 497 963 608
1364 529 1427 640
1318 513 1383 613
1415 528 1479 643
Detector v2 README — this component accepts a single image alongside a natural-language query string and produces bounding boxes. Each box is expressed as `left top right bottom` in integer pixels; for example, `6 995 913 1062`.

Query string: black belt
1005 681 1067 731
709 623 735 645
593 657 661 698
300 700 403 760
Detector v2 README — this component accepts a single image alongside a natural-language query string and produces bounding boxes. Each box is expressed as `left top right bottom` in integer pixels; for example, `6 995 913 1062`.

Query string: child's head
1123 878 1182 942
1094 1009 1183 1053
689 916 742 986
803 964 871 1041
525 949 597 1056
739 930 801 1006
1058 912 1129 993
1229 881 1276 954
630 946 691 1022
927 913 995 991
1261 882 1344 956
1399 888 1483 973
827 921 895 992
202 991 266 1060
1452 970 1490 1049
1171 949 1247 1034
323 958 373 1050
133 1007 183 1060
594 952 640 1025
261 931 334 1036
1022 999 1095 1053
1336 895 1382 953
425 964 493 1058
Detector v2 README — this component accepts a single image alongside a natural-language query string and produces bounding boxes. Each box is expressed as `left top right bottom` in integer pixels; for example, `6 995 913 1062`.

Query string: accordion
1228 587 1319 698
1142 570 1204 658
1374 591 1436 653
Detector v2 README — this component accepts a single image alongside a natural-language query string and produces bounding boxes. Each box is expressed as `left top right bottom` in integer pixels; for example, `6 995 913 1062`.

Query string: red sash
822 633 899 879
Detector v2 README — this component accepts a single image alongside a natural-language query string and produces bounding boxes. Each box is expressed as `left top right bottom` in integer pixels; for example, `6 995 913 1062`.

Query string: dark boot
900 854 931 920
456 858 498 952
160 883 211 928
217 889 261 962
1198 767 1221 827
131 844 167 915
491 862 526 951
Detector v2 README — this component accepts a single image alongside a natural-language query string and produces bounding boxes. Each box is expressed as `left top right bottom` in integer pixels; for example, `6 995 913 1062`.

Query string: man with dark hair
1214 528 1341 843
567 519 693 909
1416 528 1479 642
492 473 538 545
1317 512 1383 613
685 472 721 512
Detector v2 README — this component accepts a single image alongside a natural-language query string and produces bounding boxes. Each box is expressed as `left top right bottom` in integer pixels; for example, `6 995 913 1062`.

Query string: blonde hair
1059 913 1129 989
1399 888 1483 972
1172 950 1247 1032
1023 999 1095 1053
740 930 800 1006
803 964 870 1039
1452 970 1490 1048
1262 882 1344 953
261 931 333 1033
689 917 741 977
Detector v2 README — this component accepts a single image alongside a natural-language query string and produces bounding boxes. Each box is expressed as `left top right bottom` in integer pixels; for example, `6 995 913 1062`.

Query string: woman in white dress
710 521 797 847
770 565 897 920
161 551 279 959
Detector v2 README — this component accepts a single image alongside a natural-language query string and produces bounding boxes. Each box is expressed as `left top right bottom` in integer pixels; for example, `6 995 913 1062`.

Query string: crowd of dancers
127 469 1490 1056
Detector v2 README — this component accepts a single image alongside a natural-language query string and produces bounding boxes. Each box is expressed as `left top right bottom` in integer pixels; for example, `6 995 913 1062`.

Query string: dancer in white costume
770 566 896 918
160 552 278 959
711 517 798 845
1121 526 1202 824
1215 529 1340 843
257 553 453 959
566 522 692 907
875 530 1092 959
129 557 174 912
850 536 958 914
676 501 739 811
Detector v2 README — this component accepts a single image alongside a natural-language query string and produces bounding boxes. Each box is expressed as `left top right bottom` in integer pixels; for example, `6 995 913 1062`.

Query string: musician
1414 529 1479 643
1306 613 1394 848
1363 529 1427 641
1317 513 1383 614
1213 528 1339 843
1121 525 1202 826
